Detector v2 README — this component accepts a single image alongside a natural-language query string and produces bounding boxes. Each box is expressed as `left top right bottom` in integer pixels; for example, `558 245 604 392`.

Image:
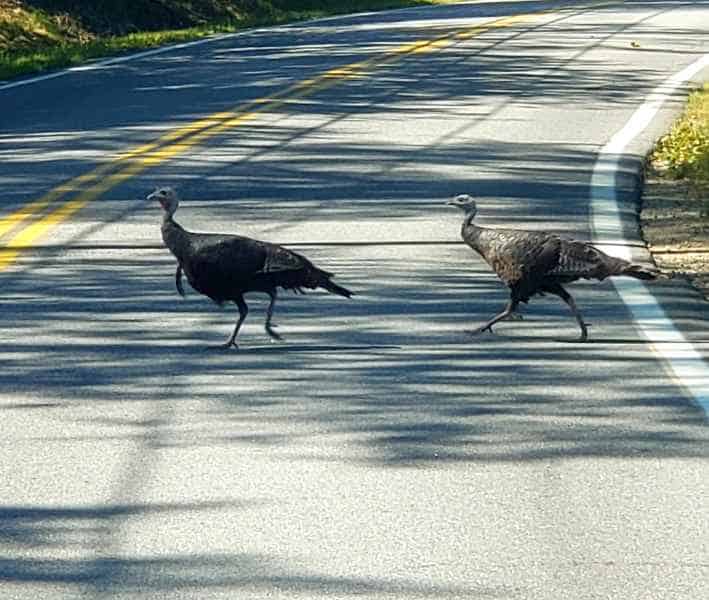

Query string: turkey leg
264 290 283 341
223 296 249 348
547 283 589 341
467 299 518 336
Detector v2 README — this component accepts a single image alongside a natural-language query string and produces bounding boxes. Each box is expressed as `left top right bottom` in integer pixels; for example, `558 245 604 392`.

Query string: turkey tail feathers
621 263 660 281
321 277 353 298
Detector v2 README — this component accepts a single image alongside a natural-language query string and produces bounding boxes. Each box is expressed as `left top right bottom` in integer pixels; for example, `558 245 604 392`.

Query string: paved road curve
1 1 708 598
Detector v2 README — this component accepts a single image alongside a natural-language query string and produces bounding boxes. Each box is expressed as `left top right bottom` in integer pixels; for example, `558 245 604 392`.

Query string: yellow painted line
0 166 118 239
0 164 148 270
0 63 374 246
0 112 265 269
0 195 61 239
1 11 543 272
455 14 535 39
115 111 240 161
0 111 245 241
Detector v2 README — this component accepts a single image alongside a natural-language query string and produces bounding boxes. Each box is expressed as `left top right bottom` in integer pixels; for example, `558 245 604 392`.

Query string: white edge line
0 0 574 93
0 12 347 93
0 35 238 92
590 54 709 415
0 0 468 93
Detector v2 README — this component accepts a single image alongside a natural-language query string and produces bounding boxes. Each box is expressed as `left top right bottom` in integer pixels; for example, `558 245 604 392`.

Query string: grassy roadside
641 83 709 299
0 0 453 81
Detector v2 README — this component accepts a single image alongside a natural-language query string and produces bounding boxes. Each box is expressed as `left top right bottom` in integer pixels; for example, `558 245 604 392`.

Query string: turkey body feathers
469 227 561 303
464 224 657 302
449 194 658 341
151 187 352 347
164 220 351 303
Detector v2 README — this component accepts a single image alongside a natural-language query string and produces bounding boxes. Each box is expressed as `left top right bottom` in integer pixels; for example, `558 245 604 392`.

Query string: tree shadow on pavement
2 0 709 596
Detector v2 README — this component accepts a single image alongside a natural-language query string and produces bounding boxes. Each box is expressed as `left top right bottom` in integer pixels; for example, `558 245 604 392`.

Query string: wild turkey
447 194 659 341
149 187 353 347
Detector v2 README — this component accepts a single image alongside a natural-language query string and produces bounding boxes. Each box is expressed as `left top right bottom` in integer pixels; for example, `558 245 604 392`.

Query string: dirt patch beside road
640 168 709 301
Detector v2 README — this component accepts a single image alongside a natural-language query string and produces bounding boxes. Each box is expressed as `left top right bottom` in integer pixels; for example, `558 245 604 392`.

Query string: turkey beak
147 192 166 208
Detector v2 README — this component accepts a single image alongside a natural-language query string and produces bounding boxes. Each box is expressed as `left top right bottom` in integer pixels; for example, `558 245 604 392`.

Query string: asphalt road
1 1 708 598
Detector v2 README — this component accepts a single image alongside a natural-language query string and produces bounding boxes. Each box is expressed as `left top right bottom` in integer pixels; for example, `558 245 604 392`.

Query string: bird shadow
228 343 402 354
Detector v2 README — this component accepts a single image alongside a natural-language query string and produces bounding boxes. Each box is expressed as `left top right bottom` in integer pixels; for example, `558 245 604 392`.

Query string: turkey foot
265 324 283 342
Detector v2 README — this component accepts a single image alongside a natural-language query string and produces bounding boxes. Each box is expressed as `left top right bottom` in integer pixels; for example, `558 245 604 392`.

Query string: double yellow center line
0 12 536 272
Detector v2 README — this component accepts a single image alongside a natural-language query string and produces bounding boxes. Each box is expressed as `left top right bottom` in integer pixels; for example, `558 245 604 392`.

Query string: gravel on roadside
640 167 709 301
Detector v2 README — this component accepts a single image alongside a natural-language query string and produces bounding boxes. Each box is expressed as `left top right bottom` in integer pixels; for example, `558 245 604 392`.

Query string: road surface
1 1 708 598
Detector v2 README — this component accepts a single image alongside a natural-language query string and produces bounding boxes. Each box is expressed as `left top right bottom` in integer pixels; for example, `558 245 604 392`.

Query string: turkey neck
461 211 485 252
161 212 192 262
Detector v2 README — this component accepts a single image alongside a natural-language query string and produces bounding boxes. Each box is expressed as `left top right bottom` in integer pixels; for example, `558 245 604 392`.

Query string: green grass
0 0 450 81
651 83 709 216
0 24 239 80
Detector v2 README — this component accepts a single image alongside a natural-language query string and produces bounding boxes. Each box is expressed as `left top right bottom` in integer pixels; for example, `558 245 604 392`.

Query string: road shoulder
641 165 709 303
